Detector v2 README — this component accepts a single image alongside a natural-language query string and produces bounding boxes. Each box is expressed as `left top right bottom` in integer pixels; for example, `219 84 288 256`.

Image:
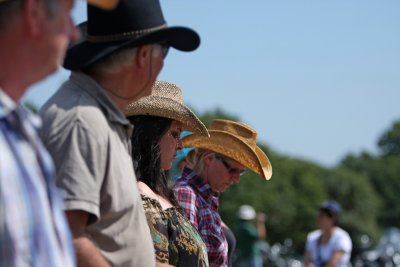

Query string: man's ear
135 44 153 68
23 0 44 36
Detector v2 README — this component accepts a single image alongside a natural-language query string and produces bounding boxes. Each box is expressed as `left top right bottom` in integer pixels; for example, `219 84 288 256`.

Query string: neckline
141 194 176 212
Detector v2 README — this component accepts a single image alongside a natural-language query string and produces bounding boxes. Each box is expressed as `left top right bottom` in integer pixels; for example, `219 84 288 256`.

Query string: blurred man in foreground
0 0 83 264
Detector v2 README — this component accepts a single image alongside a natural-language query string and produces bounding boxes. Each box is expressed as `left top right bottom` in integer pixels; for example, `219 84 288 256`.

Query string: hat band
87 24 168 43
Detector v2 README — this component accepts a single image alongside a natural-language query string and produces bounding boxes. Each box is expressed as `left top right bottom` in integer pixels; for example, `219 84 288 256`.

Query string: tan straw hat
88 0 118 10
182 119 272 180
124 81 209 137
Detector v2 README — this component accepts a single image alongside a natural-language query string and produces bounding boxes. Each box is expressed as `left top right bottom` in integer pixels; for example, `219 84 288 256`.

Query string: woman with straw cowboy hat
124 80 210 267
174 119 272 267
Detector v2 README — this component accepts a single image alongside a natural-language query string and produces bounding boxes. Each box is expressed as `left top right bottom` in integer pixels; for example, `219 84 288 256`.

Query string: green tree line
24 101 400 257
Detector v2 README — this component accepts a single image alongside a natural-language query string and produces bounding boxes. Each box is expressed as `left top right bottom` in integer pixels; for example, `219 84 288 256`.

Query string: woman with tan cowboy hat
174 119 272 267
124 80 210 267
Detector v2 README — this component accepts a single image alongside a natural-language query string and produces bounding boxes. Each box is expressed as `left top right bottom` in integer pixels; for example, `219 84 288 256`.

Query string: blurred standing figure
39 0 200 266
235 205 267 267
174 119 273 267
0 0 80 264
304 200 352 267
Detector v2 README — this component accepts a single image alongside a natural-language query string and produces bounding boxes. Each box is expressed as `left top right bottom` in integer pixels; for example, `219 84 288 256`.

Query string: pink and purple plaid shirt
174 166 228 267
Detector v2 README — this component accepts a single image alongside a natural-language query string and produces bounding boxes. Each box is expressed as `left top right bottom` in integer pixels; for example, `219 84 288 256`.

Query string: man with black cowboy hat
0 0 115 265
39 0 200 266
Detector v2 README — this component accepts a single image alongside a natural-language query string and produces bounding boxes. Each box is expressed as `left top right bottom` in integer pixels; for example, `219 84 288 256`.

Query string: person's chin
144 85 153 97
162 162 173 171
39 64 58 84
136 87 152 100
217 186 228 193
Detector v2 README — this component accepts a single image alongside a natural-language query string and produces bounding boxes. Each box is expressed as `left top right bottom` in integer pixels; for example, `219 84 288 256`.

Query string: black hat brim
63 22 200 70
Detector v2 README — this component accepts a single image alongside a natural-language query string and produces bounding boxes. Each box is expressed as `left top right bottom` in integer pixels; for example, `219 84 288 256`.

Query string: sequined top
141 195 209 267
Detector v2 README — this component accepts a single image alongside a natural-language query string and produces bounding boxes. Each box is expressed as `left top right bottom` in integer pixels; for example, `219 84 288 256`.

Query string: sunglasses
152 43 169 59
160 43 169 58
215 155 246 176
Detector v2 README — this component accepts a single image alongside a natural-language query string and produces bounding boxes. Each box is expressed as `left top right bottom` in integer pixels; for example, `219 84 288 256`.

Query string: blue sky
23 0 400 167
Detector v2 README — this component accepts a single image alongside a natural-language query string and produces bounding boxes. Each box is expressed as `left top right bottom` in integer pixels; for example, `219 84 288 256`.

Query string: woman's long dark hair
128 115 179 206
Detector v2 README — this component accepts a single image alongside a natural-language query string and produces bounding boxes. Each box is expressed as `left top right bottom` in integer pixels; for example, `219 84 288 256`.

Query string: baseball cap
320 200 342 216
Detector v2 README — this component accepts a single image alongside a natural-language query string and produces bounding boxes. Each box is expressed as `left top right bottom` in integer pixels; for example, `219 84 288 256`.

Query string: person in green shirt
235 205 267 267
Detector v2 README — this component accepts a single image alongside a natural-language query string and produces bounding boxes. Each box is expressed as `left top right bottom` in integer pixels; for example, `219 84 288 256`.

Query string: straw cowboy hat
182 119 273 180
63 0 200 70
87 0 118 10
124 81 209 137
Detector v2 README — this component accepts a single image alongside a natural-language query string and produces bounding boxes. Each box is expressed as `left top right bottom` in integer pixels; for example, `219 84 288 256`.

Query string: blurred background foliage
195 106 400 257
25 101 400 258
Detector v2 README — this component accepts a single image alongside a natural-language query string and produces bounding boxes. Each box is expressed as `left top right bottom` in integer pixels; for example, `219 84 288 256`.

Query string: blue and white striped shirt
0 89 75 267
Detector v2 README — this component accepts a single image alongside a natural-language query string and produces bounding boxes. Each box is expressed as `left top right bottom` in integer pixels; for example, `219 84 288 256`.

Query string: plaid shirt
0 90 75 267
174 166 228 267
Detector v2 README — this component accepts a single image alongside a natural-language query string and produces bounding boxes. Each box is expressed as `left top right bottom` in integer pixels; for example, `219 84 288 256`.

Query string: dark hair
319 208 339 225
128 115 179 206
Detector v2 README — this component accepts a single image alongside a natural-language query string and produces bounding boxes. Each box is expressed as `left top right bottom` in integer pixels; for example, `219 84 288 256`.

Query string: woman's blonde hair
187 148 214 177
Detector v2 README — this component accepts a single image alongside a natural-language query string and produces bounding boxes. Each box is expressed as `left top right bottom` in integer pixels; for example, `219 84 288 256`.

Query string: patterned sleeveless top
141 195 209 267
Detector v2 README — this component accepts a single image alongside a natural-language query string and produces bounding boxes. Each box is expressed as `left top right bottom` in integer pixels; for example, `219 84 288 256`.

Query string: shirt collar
0 89 42 129
182 166 220 203
69 71 131 126
0 89 17 119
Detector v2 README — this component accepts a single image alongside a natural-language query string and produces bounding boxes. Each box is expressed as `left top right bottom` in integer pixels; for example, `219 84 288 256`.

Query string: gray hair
86 47 138 74
0 0 59 30
85 43 166 75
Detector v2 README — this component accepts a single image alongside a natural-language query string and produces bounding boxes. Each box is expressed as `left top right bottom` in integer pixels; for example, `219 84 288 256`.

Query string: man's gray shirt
39 71 155 267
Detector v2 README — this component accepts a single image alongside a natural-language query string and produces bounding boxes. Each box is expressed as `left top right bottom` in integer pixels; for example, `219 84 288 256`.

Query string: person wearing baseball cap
304 200 352 267
235 205 267 267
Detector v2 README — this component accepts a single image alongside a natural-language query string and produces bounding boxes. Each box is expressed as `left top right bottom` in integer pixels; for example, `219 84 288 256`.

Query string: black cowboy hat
63 0 200 70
